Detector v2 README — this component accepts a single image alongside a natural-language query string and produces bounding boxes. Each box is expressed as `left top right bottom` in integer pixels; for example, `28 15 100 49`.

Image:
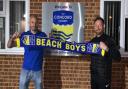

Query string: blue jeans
19 69 42 89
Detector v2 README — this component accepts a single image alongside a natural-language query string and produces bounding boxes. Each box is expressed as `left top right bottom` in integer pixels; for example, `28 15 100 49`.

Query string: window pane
9 1 25 37
0 17 5 49
104 1 121 46
125 18 128 51
0 0 3 11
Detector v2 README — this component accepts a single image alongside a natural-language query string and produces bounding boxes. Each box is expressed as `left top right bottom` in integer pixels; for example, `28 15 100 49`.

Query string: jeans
19 68 42 89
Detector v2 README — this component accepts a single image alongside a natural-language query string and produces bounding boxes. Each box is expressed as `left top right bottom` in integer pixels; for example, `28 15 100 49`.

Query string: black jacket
90 33 121 80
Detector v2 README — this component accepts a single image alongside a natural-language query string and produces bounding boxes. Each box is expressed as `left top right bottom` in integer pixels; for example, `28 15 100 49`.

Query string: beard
95 29 104 36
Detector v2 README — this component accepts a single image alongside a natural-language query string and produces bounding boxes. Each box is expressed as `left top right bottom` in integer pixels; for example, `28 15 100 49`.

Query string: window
0 0 29 54
0 0 3 11
0 0 5 14
100 0 128 53
125 18 128 51
0 17 5 49
9 1 25 36
104 1 121 46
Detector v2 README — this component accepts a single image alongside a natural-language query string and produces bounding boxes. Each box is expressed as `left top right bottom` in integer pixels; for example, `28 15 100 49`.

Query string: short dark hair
94 16 104 24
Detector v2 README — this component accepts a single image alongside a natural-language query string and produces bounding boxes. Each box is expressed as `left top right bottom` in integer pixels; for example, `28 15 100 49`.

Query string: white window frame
0 0 30 55
100 0 128 56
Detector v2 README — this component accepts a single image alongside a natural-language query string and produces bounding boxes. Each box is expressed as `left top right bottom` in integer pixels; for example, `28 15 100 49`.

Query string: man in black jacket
90 16 121 89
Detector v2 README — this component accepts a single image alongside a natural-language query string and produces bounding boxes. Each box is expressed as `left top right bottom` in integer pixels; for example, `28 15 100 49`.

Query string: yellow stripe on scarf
16 38 20 48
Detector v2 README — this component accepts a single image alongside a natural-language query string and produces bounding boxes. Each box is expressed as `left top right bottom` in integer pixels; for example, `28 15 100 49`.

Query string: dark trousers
91 69 111 89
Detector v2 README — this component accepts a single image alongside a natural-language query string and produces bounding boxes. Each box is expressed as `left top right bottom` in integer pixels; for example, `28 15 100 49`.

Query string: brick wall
0 55 128 89
0 0 128 89
43 56 91 89
0 55 23 89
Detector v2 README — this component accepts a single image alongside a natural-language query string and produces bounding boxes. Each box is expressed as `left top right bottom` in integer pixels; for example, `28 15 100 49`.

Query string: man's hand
7 32 21 48
100 42 109 52
11 32 21 40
